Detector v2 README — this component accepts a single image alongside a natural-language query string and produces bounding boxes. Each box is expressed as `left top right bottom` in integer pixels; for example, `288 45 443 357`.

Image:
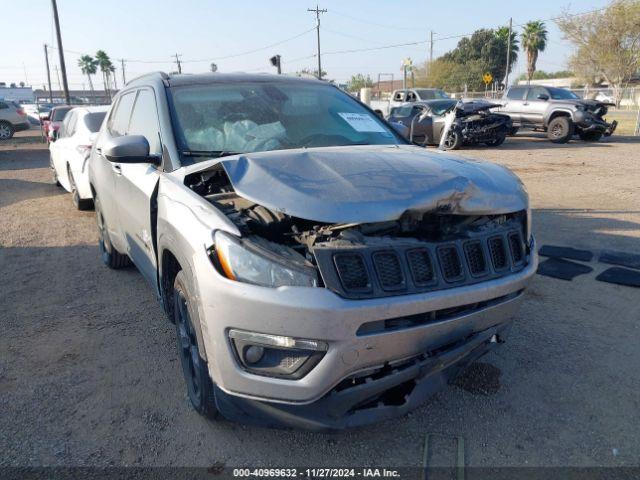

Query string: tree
557 0 640 105
95 50 115 100
78 55 98 93
439 28 515 90
296 67 327 79
495 26 519 80
521 21 548 82
346 73 373 92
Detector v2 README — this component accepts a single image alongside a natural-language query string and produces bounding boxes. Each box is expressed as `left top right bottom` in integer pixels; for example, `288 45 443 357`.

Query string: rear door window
507 87 526 100
84 112 107 132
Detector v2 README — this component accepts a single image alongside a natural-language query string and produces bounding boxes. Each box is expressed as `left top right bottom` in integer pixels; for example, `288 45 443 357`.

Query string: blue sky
1 0 610 89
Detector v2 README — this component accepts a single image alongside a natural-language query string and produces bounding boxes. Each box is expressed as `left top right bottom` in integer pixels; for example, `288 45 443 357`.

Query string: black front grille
464 240 488 277
406 248 436 286
508 232 524 265
488 236 508 271
334 253 370 291
373 251 404 290
315 227 528 299
438 245 464 282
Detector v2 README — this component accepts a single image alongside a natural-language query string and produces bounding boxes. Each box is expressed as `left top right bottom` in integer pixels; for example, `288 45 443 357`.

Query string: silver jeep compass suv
88 72 537 430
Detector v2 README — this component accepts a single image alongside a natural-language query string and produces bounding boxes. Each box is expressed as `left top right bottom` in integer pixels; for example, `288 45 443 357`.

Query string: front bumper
575 112 617 136
214 322 511 430
193 239 537 426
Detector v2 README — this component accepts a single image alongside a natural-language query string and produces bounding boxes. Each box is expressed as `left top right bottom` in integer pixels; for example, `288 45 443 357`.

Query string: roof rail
125 71 169 87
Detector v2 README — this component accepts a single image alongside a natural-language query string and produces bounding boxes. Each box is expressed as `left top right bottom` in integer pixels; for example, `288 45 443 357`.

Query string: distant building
0 85 35 103
33 89 115 105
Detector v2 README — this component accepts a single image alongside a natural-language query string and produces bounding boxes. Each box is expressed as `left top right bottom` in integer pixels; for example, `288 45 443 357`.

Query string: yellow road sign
483 72 493 85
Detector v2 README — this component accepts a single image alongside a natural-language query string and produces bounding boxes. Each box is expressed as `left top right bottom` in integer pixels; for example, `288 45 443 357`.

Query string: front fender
543 108 575 127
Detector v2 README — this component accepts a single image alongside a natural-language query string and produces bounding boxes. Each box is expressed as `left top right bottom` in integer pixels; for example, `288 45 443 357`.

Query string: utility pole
54 65 62 93
429 31 434 64
120 59 126 85
174 53 182 74
504 17 513 88
51 0 70 104
308 5 327 80
43 44 53 103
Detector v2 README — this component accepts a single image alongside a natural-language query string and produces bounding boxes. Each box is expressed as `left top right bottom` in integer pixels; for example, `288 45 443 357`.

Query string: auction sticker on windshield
338 112 387 133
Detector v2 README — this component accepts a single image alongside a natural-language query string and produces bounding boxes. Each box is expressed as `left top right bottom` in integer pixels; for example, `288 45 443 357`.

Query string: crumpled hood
209 145 528 224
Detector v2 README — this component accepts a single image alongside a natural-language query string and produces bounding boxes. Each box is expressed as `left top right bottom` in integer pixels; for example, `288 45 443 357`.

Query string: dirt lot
1 133 639 471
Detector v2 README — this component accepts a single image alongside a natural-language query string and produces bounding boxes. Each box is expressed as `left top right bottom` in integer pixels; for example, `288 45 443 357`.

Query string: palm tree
521 21 548 83
95 50 115 101
495 26 519 67
78 55 98 93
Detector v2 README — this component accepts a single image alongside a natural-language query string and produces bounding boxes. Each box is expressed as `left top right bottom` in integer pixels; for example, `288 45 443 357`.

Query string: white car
49 106 109 209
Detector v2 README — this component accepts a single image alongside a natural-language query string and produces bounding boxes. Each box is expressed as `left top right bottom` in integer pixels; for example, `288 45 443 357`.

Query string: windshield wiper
181 150 242 158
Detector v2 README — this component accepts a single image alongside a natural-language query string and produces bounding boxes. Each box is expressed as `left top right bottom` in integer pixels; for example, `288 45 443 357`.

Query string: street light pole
504 17 513 88
43 44 53 104
308 5 327 80
51 0 70 104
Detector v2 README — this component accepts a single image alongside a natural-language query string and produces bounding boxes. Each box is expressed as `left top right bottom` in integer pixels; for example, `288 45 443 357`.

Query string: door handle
95 147 102 155
523 102 529 106
111 164 122 175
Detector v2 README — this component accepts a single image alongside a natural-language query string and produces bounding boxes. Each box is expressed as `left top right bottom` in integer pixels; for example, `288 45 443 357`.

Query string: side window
108 91 136 136
66 112 78 137
59 112 74 138
527 86 548 101
393 91 405 102
507 87 525 100
127 89 161 155
406 91 417 102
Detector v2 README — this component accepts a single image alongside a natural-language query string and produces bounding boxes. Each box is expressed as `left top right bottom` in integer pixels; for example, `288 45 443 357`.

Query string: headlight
214 231 318 288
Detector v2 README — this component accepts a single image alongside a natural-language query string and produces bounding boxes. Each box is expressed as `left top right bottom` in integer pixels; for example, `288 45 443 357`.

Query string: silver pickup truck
497 85 617 143
88 72 536 430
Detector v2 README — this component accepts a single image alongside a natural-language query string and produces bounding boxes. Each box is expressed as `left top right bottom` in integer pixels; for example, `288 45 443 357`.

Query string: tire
508 127 519 136
94 194 130 269
67 165 93 210
547 116 574 143
0 121 14 140
578 130 603 142
485 134 506 147
50 155 62 187
173 271 218 420
442 129 463 150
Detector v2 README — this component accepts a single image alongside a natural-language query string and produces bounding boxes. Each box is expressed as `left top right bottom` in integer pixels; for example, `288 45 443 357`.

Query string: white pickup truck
370 88 450 117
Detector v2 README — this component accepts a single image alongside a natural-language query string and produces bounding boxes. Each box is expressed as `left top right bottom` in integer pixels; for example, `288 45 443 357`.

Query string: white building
0 85 35 103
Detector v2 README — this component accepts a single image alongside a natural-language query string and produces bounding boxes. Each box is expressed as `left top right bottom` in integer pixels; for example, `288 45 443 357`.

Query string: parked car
21 103 54 125
89 72 536 430
371 88 450 117
0 99 31 139
49 106 109 209
388 99 512 149
496 85 617 143
43 105 73 141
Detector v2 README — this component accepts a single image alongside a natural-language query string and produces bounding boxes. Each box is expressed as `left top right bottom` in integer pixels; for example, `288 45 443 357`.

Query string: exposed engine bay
186 165 529 299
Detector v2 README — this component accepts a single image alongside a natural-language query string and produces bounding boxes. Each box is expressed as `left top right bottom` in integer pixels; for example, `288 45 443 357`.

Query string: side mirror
102 135 160 164
389 121 409 140
537 94 550 101
50 130 58 141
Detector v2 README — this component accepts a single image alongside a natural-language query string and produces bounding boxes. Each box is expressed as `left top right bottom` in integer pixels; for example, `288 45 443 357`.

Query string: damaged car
388 99 512 150
497 85 617 143
88 72 537 430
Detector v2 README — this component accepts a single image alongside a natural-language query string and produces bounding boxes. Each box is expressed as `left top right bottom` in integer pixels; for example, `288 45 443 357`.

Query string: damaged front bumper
193 237 537 430
574 111 618 136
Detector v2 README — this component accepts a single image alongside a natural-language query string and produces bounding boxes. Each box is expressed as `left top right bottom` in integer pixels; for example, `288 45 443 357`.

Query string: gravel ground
1 135 639 470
